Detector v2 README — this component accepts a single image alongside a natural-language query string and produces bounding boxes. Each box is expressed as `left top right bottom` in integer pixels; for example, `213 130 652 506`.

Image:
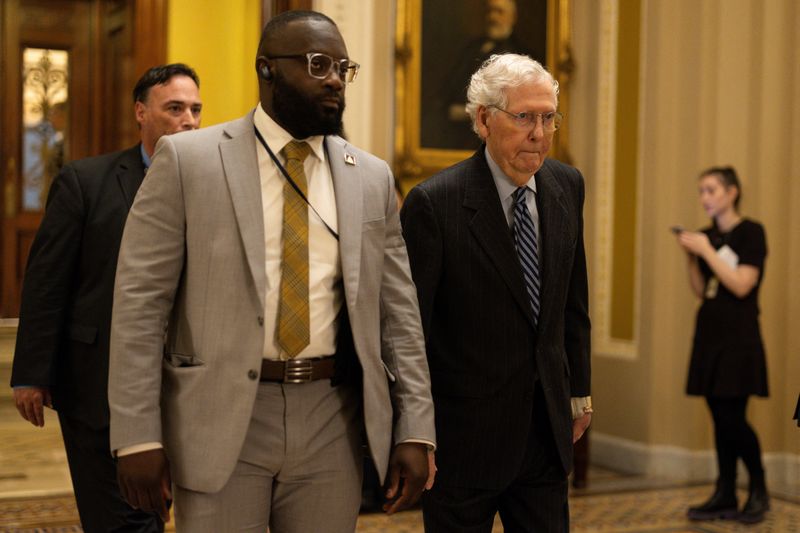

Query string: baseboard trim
590 431 800 496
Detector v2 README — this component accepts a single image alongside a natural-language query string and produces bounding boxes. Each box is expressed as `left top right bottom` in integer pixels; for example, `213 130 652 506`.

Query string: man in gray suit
108 10 435 531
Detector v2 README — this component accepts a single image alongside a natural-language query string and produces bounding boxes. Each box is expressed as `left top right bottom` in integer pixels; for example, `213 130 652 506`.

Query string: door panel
1 0 93 317
0 0 165 317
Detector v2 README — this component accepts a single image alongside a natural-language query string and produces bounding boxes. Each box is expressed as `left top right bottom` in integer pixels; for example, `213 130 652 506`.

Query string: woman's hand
677 231 714 258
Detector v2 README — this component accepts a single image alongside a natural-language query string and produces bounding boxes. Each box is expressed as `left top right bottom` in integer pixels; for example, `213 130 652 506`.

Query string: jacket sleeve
400 185 443 339
377 164 436 446
564 171 591 397
108 136 186 451
11 164 85 387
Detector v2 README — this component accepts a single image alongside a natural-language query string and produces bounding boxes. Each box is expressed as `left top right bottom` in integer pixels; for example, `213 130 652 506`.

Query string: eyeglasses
490 106 563 132
267 52 360 83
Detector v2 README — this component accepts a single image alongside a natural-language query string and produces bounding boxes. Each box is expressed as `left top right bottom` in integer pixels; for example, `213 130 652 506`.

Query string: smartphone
670 225 685 234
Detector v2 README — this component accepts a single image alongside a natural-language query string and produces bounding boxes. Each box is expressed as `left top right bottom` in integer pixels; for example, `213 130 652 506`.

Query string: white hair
465 53 559 136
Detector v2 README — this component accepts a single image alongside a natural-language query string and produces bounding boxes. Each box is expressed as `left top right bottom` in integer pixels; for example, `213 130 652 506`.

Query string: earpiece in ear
260 65 272 81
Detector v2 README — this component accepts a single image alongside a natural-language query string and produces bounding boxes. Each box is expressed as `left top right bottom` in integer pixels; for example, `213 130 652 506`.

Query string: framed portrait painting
394 0 573 188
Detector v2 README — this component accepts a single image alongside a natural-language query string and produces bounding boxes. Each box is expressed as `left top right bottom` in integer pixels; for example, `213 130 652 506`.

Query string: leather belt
260 357 335 384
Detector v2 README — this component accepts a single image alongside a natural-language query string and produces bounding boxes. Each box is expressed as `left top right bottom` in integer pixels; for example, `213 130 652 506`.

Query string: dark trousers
58 411 163 533
422 389 569 533
706 396 765 493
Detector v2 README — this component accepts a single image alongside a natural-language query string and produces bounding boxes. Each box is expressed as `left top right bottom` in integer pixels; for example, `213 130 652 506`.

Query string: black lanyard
254 126 339 241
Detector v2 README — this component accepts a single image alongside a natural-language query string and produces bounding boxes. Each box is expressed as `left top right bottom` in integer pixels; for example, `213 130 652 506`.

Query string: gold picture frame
394 0 574 190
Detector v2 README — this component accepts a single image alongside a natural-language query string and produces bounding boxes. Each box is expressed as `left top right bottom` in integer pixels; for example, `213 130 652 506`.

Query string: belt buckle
283 359 314 384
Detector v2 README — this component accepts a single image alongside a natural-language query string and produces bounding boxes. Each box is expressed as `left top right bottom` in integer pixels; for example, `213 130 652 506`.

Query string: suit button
257 316 264 326
248 369 259 380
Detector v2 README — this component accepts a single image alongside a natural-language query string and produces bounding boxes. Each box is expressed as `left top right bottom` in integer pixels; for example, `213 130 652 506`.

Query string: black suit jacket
401 149 591 489
11 145 145 429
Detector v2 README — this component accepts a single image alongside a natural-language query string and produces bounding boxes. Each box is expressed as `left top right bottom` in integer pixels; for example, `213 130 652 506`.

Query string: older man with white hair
401 53 592 532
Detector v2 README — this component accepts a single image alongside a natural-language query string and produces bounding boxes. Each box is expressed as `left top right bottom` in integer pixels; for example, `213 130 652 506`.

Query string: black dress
795 394 799 426
687 219 768 397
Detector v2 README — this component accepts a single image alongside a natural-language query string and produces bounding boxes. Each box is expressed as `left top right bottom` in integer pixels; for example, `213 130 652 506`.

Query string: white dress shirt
253 104 343 360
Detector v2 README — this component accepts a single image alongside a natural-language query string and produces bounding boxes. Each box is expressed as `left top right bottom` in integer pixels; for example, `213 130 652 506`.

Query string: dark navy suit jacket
11 145 145 429
401 149 591 489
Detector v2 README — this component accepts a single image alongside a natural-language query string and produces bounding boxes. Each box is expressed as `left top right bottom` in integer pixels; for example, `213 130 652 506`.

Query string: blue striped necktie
513 187 541 323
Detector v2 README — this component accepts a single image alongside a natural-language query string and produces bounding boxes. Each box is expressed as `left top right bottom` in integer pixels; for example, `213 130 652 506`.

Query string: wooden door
0 0 94 317
0 0 165 317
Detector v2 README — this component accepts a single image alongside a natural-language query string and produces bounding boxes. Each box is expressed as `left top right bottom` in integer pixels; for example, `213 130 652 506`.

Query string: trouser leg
269 380 363 533
173 461 271 533
58 412 163 533
174 379 362 533
423 387 569 533
422 484 499 533
497 388 569 533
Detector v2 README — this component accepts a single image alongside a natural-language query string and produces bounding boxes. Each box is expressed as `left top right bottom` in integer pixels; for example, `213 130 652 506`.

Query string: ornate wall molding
315 0 393 160
591 0 639 360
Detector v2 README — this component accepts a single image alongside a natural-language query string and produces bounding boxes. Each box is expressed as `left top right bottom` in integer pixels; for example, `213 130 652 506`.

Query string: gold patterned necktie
277 140 312 358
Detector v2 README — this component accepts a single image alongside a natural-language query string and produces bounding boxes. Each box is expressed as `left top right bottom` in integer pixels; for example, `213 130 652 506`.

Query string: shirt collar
254 103 326 162
140 143 152 170
484 146 537 202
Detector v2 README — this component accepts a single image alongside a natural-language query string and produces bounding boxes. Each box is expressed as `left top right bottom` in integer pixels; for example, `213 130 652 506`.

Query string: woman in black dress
674 166 769 524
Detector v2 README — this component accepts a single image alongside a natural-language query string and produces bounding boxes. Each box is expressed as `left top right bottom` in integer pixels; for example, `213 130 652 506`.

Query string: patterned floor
0 405 71 499
1 404 798 532
1 485 798 532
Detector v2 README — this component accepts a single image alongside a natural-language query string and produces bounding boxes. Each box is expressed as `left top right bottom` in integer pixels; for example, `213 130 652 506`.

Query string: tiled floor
1 402 798 532
0 404 71 499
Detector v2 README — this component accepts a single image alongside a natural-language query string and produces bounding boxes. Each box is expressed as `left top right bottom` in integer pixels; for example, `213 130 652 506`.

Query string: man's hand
383 442 429 514
117 448 172 522
573 412 592 443
425 448 437 491
13 386 53 427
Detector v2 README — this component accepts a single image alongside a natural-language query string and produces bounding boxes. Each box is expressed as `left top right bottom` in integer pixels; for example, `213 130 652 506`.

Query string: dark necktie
277 141 312 358
513 187 541 323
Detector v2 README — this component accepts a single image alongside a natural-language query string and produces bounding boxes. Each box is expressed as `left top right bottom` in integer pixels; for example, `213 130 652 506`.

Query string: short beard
272 71 345 138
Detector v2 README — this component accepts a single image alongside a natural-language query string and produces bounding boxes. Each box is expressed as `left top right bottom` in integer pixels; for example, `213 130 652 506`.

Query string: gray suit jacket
109 111 435 493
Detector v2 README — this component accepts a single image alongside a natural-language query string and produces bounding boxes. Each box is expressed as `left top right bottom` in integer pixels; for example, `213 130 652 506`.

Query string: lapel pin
344 152 357 166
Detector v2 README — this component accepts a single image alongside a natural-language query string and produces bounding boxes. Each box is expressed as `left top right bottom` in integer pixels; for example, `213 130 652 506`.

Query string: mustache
319 88 343 103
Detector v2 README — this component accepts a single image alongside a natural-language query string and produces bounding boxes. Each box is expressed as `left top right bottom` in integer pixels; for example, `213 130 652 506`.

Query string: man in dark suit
10 63 202 532
401 53 592 532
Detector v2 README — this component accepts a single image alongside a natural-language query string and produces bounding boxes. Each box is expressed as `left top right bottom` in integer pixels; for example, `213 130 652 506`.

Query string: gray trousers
174 379 363 532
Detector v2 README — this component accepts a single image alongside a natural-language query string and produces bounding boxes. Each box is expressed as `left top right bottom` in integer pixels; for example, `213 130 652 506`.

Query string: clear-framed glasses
267 52 360 83
490 106 563 132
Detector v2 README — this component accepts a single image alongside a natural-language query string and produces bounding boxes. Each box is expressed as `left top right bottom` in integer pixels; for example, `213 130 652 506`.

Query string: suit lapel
463 151 536 328
535 161 570 329
326 136 362 308
220 113 266 309
116 145 146 209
